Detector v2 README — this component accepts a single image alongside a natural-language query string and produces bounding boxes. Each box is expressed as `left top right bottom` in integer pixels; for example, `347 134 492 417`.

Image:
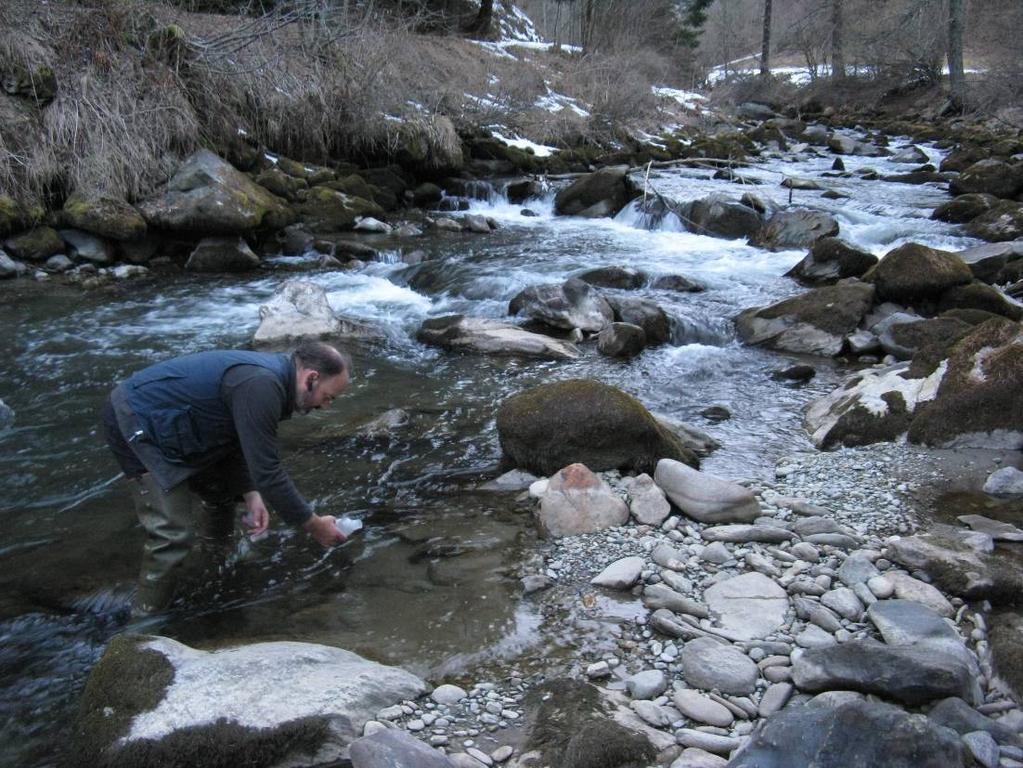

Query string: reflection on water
0 134 978 766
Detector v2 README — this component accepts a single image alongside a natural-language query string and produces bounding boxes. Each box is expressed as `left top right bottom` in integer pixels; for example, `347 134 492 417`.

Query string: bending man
102 340 350 616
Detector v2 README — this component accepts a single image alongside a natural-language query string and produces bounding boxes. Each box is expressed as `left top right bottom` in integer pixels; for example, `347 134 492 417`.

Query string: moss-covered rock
496 379 698 476
62 193 147 241
937 281 1023 321
524 679 655 768
932 194 1000 224
322 174 377 202
252 167 308 202
949 159 1023 200
3 63 57 105
908 318 1023 448
940 145 991 173
4 226 65 261
296 187 385 233
735 281 876 357
872 243 973 303
137 149 294 235
554 166 637 218
68 634 175 768
392 116 464 176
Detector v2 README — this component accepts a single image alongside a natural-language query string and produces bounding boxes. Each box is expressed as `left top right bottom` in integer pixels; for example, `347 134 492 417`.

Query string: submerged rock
575 265 646 289
417 315 580 360
71 634 428 768
496 380 697 476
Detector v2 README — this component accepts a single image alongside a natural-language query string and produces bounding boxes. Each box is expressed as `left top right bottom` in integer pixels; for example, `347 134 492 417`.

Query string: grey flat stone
887 572 954 617
654 460 761 523
681 637 759 695
627 473 672 525
704 572 790 641
670 747 728 767
631 699 673 728
702 524 796 544
838 552 881 586
626 669 669 700
674 729 741 755
644 584 710 618
591 556 645 590
672 689 734 728
958 514 1023 542
350 729 456 768
820 587 863 620
963 730 1000 768
758 682 794 717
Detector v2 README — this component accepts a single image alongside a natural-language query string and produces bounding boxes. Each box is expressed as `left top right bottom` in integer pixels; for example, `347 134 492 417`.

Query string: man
102 340 351 616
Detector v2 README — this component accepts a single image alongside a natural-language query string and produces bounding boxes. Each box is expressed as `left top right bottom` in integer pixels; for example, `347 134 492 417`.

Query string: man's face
297 371 349 415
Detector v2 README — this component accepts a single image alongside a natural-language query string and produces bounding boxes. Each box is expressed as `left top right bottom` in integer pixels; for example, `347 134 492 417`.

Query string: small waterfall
670 314 734 346
615 197 688 232
464 180 498 202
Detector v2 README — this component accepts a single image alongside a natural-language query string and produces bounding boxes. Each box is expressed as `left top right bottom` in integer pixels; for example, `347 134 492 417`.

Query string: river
0 132 979 766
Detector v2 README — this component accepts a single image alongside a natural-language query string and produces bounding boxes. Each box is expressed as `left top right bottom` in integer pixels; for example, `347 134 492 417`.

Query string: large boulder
735 281 876 356
496 380 697 477
791 639 977 705
392 115 464 175
727 700 965 768
949 159 1023 199
932 193 1001 224
596 322 647 358
752 209 840 251
604 296 670 344
185 236 260 272
575 266 646 290
62 193 147 240
653 459 760 523
874 315 974 361
509 278 613 332
297 187 385 233
967 201 1023 243
686 194 764 240
416 315 580 360
785 238 878 285
554 166 636 218
138 149 293 234
70 634 428 768
535 463 629 538
872 243 973 303
908 318 1023 448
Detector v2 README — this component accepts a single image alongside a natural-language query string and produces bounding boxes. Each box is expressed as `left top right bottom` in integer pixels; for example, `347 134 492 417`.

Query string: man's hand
242 491 270 535
303 514 346 548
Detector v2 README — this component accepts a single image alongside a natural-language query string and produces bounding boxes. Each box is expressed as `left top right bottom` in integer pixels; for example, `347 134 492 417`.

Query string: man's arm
227 372 344 545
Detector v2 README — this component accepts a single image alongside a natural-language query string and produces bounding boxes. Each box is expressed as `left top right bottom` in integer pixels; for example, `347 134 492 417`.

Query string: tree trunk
947 0 966 109
760 0 773 78
466 0 494 36
831 0 846 80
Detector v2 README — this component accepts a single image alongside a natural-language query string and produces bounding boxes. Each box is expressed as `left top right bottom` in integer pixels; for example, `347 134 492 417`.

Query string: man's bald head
293 341 349 378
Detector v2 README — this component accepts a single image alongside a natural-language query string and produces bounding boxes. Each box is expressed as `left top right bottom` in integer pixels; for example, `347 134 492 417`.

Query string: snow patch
652 86 708 110
490 131 558 157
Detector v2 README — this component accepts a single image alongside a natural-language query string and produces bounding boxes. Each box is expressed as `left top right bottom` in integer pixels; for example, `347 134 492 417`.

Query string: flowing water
0 134 980 766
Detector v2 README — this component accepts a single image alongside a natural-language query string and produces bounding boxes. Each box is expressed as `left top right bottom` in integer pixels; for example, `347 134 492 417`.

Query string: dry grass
0 0 690 209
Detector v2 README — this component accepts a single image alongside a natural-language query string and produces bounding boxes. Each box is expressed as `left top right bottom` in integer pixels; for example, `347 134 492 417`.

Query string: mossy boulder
786 237 878 284
949 159 1023 200
354 166 408 211
0 195 42 237
4 226 65 261
967 202 1023 243
324 174 377 202
908 318 1023 448
296 187 384 233
62 193 147 241
69 634 429 768
940 145 991 173
252 167 308 201
932 194 1000 224
392 116 464 175
872 243 973 303
138 149 294 235
496 379 698 476
735 281 876 357
937 281 1023 321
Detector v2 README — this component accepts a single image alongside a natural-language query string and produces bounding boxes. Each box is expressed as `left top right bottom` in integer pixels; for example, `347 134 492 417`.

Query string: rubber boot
130 474 194 617
196 499 237 561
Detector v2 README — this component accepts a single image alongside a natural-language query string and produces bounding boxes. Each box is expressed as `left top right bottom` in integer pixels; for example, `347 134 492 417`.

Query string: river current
0 134 979 766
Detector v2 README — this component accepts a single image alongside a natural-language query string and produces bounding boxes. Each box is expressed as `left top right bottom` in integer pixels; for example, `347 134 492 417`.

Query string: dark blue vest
124 350 293 465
